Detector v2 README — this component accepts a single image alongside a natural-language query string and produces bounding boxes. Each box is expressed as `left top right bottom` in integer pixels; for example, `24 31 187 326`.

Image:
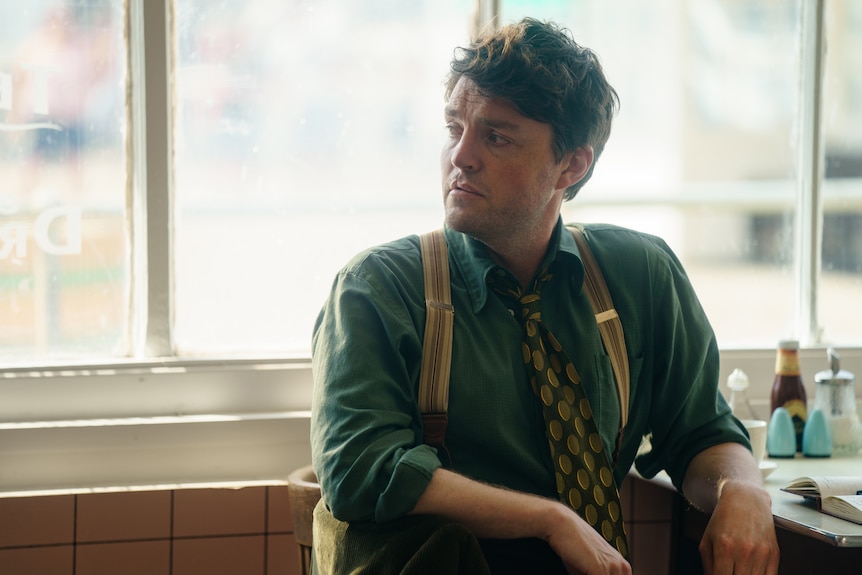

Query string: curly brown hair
446 18 619 200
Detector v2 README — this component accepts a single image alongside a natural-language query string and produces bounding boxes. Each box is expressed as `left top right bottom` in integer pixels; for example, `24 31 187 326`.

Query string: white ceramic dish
759 460 778 479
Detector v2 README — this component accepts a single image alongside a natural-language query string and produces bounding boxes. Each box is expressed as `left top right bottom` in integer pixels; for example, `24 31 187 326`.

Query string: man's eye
445 123 461 136
488 133 509 145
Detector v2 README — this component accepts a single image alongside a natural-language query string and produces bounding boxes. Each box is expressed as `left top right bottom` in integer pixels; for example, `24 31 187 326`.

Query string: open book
782 476 862 525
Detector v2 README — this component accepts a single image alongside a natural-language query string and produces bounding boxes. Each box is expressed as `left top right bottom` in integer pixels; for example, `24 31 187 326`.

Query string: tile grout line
264 486 270 575
73 494 78 575
170 490 175 575
0 531 294 554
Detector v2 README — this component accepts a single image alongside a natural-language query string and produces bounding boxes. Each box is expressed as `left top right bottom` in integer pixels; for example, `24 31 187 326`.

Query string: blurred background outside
1 0 860 366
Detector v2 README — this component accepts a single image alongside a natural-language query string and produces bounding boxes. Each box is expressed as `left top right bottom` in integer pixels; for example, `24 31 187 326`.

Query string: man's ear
555 146 594 191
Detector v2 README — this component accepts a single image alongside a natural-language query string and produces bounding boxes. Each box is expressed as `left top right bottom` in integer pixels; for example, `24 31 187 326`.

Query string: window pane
505 0 801 347
820 0 862 345
0 0 128 365
173 0 471 355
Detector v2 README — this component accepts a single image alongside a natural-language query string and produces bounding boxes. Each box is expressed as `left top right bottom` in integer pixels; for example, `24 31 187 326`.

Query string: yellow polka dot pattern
487 267 628 559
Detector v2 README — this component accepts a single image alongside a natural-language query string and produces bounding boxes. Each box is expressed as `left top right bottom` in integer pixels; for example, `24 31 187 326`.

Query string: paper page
822 495 862 525
815 477 862 498
784 476 862 497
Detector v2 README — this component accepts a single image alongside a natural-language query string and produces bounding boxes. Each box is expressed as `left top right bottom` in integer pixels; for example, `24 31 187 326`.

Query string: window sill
0 357 314 494
0 410 310 495
1 348 859 494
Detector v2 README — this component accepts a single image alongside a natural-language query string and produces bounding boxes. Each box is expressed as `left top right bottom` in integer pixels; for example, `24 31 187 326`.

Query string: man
311 18 779 574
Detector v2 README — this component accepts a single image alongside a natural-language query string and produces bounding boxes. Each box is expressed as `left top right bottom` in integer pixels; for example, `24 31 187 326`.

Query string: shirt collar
444 217 586 314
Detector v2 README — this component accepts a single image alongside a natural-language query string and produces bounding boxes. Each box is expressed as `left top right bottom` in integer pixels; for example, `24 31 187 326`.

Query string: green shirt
311 218 748 523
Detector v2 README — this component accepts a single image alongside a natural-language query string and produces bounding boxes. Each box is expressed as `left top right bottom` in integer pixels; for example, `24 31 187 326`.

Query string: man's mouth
451 180 481 196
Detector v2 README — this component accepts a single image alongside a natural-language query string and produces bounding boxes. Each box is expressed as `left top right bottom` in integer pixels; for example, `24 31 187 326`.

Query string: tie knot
486 267 553 322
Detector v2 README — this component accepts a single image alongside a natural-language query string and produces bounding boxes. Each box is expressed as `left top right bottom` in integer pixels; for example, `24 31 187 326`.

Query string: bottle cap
778 339 799 350
727 368 749 391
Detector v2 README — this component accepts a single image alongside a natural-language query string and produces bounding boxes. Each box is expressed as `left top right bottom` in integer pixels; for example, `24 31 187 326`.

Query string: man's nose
450 132 479 172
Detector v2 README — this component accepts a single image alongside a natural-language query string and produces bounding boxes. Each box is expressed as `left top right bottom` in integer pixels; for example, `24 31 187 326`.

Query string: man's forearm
408 467 564 540
409 467 633 573
681 442 766 512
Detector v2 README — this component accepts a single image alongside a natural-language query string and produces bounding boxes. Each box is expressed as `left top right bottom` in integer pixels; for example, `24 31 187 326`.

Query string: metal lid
815 369 854 385
814 347 854 385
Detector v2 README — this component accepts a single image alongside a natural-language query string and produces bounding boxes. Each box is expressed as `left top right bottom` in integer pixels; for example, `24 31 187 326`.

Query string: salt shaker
726 368 757 420
813 348 862 456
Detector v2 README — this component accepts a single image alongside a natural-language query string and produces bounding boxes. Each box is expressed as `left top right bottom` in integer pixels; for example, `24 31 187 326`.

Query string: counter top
762 455 862 547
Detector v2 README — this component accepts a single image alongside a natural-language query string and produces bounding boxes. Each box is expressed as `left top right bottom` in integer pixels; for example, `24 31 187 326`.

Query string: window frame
131 0 173 357
0 0 859 496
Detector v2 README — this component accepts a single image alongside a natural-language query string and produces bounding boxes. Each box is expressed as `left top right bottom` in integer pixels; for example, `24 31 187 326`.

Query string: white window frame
0 0 859 496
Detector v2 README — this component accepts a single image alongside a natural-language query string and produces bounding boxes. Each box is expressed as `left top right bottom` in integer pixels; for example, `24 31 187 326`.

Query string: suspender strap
569 225 630 455
418 229 454 462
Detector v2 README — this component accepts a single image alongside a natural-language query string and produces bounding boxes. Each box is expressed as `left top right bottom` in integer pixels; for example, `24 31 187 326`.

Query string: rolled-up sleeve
311 246 442 523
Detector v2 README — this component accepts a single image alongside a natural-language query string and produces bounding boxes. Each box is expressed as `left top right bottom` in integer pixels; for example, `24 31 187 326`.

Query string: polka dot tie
488 266 628 558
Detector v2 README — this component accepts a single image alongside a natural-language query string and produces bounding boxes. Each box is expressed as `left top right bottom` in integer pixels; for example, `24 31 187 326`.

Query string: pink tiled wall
0 477 675 575
0 485 301 575
619 475 678 575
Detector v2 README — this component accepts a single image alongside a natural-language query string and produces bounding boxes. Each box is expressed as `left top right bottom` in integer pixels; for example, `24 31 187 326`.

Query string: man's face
440 77 574 248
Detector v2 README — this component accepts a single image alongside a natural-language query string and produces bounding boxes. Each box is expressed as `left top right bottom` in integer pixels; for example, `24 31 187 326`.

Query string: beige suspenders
418 226 630 462
417 230 455 462
568 224 631 454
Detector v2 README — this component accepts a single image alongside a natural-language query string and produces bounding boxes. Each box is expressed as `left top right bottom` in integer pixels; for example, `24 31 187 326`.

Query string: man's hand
698 480 779 575
543 503 631 575
682 443 780 575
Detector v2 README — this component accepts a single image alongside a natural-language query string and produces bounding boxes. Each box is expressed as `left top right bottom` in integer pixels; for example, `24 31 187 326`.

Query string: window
0 0 472 365
4 0 859 367
172 0 471 355
820 0 862 344
0 1 127 365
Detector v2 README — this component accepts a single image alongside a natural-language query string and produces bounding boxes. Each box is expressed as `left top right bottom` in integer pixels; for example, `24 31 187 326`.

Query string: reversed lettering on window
0 66 63 131
0 206 81 259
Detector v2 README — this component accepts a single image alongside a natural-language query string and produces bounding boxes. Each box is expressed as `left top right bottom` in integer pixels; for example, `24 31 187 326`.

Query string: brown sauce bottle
770 340 807 452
